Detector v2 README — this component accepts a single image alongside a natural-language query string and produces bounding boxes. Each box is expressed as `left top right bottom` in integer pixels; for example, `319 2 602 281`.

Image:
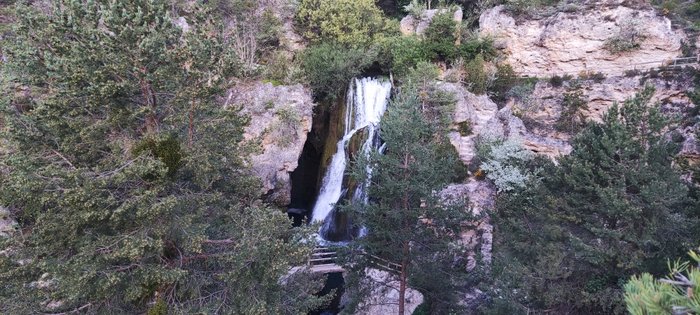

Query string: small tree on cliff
0 1 324 313
341 84 471 315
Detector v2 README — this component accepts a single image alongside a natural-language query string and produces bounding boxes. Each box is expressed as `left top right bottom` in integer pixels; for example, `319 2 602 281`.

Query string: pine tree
342 84 471 315
624 247 700 315
0 1 324 313
489 86 698 314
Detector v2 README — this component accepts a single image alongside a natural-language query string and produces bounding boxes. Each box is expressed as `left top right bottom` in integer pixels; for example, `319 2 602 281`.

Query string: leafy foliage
295 0 395 46
476 132 538 193
342 84 471 314
555 88 589 133
300 42 376 101
0 1 324 313
487 86 698 314
604 20 645 54
423 11 459 61
625 248 700 315
465 54 488 94
376 35 432 77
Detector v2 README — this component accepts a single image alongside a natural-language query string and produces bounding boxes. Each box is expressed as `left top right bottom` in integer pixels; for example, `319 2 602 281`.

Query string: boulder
354 268 424 315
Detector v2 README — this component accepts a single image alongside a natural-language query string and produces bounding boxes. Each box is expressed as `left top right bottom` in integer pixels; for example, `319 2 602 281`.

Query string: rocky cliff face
439 3 698 306
480 4 685 76
228 82 315 207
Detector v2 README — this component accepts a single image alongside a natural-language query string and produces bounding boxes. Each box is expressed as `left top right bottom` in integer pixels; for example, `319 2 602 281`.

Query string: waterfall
311 77 391 238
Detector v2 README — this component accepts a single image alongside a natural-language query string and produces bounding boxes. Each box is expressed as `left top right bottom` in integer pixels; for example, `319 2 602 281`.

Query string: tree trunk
139 69 159 134
399 241 409 315
398 152 411 315
188 99 195 147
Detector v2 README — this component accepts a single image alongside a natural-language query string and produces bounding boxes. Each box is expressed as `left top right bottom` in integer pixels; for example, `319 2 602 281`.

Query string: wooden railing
307 246 402 274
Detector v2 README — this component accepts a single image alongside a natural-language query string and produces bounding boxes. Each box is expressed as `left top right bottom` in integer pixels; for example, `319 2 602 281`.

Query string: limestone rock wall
228 82 315 207
480 4 685 76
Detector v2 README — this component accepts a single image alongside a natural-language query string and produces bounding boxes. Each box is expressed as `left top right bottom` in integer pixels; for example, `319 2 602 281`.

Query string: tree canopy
487 86 699 314
0 1 324 313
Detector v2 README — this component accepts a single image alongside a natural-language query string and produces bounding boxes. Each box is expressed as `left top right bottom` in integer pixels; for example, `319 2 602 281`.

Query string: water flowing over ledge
311 77 391 241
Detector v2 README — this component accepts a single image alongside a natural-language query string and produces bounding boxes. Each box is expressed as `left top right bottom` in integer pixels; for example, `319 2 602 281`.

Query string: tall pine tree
488 86 698 314
342 84 471 315
0 1 324 313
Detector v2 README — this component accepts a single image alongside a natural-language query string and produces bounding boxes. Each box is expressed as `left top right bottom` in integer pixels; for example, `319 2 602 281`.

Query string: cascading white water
311 78 391 231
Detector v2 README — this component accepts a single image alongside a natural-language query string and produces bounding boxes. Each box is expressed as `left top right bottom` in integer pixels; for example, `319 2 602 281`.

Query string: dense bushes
423 11 460 61
301 42 376 100
486 87 698 314
555 89 588 133
295 0 395 46
488 64 518 104
465 54 488 94
376 36 432 76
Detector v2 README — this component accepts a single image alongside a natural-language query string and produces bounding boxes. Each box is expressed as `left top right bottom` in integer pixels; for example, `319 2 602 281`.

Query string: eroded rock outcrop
480 4 685 76
441 82 571 162
511 74 696 160
354 268 424 315
227 82 315 206
0 207 17 237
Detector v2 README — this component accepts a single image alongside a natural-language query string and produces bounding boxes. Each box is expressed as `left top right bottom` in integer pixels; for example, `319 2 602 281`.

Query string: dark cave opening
288 102 332 225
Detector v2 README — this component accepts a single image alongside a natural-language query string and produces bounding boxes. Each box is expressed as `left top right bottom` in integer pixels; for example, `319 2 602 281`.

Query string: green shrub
296 0 394 46
147 298 168 315
505 0 559 19
406 61 440 88
301 42 376 100
507 81 536 103
591 72 606 83
507 81 538 117
132 135 184 178
555 89 588 133
459 35 497 61
457 120 472 136
604 20 645 54
276 105 300 126
465 54 488 95
624 69 641 77
549 75 564 87
412 302 430 315
578 70 606 83
257 8 282 49
423 11 459 61
262 50 292 84
488 63 518 105
405 61 456 133
377 36 431 76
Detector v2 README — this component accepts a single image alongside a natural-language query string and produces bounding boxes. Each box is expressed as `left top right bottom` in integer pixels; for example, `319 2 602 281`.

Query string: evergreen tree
624 247 700 315
342 84 471 315
488 86 698 314
0 1 324 313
